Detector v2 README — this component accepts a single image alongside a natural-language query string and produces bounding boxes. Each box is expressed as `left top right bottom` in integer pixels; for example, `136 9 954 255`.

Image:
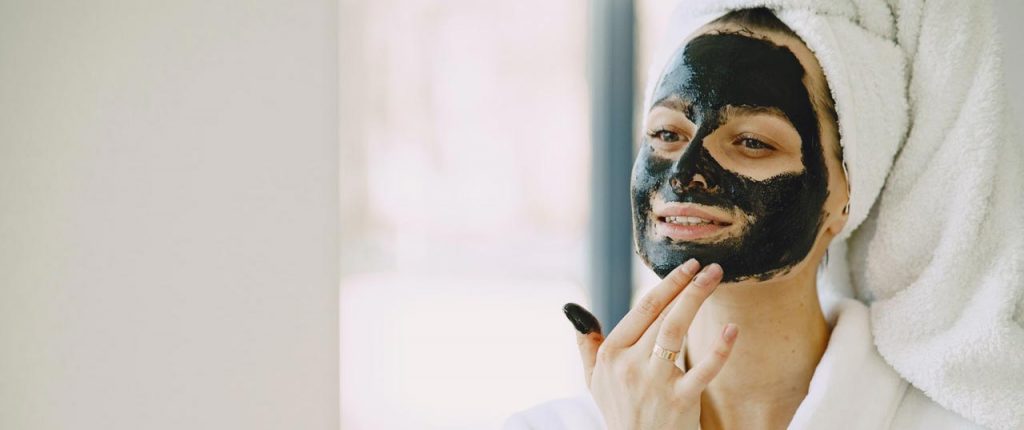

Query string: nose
668 127 716 193
670 174 708 192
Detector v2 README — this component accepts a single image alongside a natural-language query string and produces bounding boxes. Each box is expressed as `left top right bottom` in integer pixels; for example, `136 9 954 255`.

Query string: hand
562 260 738 430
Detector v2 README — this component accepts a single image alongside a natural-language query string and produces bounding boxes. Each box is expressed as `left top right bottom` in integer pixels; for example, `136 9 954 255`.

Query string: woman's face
631 25 848 283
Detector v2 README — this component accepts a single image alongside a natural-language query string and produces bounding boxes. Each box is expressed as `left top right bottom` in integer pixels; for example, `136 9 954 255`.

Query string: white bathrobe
503 299 989 430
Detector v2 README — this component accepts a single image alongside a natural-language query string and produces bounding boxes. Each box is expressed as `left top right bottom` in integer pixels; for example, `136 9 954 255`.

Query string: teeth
664 216 713 226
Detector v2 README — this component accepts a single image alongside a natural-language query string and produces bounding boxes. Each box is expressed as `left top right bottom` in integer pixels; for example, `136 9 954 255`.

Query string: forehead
651 31 810 113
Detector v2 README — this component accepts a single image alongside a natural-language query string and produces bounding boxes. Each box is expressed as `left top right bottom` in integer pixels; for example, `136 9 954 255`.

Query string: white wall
0 1 338 429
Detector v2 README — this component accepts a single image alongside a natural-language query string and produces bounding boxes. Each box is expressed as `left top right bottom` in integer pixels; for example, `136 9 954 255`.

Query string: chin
635 228 825 284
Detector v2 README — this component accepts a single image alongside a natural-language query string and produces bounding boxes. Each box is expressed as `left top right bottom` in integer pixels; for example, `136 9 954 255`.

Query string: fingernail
681 258 699 275
563 303 601 335
693 266 710 284
722 323 738 342
695 264 720 284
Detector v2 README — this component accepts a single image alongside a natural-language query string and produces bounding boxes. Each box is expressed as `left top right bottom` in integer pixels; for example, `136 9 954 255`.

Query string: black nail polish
562 303 602 335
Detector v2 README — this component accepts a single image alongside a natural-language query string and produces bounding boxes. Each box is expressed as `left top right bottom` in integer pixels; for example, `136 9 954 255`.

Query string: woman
506 5 1011 430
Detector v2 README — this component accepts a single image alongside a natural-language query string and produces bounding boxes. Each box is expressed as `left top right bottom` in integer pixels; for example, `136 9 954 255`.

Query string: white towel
646 1 1024 429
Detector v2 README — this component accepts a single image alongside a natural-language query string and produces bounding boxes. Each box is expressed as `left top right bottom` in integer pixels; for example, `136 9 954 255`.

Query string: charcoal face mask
631 32 830 282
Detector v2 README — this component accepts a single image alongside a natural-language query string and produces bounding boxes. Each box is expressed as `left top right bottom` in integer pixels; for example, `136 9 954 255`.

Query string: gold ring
652 344 679 362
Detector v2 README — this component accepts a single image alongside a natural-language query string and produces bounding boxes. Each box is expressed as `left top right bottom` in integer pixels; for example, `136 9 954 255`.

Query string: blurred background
338 0 674 428
2 1 1022 429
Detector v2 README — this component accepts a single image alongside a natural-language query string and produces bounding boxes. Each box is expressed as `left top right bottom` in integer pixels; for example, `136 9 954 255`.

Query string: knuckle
668 268 689 285
660 324 684 342
692 369 714 386
680 290 710 307
684 281 711 297
635 296 660 317
713 345 731 361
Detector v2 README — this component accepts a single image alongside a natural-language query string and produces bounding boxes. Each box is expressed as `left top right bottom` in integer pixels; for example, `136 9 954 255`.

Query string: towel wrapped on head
646 1 1023 429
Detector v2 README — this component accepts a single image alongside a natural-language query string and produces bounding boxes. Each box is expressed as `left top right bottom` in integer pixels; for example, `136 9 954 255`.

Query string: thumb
563 303 604 388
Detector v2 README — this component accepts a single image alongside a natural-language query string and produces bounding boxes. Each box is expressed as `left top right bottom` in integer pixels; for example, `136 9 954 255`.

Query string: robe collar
787 298 908 429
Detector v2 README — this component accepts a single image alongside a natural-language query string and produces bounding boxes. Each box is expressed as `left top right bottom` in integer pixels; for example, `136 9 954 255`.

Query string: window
340 1 590 428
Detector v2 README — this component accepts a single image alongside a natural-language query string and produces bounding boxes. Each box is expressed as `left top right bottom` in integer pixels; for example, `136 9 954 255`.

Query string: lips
654 204 732 225
652 204 733 241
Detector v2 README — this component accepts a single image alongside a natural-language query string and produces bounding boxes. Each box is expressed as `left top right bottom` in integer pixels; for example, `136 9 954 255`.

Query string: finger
634 291 684 356
576 330 604 387
563 303 604 387
602 258 700 348
647 264 723 373
637 263 722 353
676 323 738 398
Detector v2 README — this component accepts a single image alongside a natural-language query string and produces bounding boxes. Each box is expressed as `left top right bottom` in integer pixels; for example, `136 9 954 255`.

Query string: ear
823 200 850 238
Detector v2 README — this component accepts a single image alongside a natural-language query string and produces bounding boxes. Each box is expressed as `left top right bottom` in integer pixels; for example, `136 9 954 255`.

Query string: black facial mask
631 33 830 282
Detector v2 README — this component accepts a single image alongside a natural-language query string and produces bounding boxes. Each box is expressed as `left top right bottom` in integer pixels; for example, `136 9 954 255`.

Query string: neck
686 262 830 430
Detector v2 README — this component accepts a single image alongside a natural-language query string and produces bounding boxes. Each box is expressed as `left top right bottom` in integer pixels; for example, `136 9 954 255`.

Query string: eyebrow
652 97 695 121
651 98 790 126
717 105 790 124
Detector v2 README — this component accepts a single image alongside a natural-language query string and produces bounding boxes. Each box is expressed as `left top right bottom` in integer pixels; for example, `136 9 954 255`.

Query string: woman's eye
647 129 681 142
735 136 775 153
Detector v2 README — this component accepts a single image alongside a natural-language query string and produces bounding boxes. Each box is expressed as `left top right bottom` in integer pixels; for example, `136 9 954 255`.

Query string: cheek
631 147 675 228
634 145 674 181
710 148 804 182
